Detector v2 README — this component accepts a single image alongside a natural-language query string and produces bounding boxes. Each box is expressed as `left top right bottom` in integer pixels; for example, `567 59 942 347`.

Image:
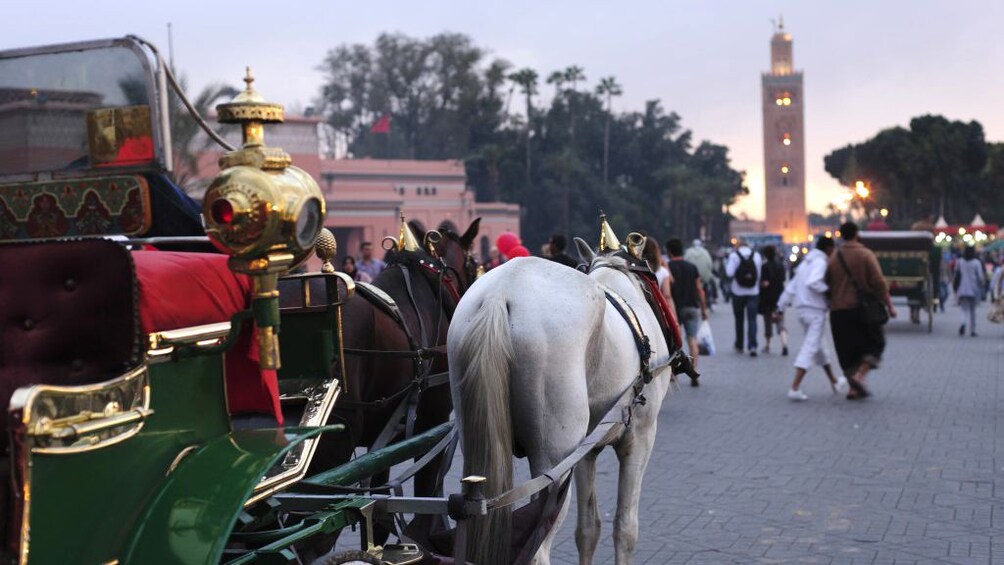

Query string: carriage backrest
0 239 141 446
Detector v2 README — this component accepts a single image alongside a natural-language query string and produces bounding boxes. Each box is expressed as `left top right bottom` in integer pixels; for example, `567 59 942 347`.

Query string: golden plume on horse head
598 212 646 260
383 211 422 253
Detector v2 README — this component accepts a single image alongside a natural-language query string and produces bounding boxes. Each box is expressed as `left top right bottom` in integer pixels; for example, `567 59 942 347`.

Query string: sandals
846 378 870 400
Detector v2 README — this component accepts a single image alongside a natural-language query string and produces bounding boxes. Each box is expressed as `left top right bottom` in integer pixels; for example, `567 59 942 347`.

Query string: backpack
734 250 758 288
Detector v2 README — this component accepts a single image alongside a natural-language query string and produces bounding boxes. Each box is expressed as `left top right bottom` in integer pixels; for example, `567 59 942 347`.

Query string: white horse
447 238 680 565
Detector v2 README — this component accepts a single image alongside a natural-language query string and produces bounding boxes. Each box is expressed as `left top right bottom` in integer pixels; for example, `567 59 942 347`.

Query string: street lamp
879 208 889 218
854 180 870 200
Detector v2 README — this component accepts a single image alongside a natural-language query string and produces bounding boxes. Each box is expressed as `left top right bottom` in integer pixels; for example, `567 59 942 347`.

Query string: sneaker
834 377 850 395
787 389 808 401
762 345 770 354
782 345 789 356
749 350 758 358
959 324 965 336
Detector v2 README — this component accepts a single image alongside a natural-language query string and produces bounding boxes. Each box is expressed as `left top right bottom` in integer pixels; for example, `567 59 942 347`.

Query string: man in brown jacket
826 222 897 399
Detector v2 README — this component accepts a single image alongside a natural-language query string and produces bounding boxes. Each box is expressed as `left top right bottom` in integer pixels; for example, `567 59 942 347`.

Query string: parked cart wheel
322 550 383 564
926 273 935 333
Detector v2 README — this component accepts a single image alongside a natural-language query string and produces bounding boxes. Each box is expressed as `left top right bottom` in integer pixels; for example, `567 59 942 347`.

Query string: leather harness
592 253 699 402
340 249 466 449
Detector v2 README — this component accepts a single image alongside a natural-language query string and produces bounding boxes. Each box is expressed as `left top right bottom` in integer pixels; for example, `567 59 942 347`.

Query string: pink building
193 116 520 263
320 158 519 263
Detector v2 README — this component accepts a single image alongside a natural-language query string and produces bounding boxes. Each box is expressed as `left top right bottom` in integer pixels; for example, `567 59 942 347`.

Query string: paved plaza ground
545 299 1004 564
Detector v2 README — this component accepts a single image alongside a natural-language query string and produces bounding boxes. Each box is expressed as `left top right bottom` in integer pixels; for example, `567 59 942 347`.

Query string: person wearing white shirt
776 237 846 400
724 240 763 356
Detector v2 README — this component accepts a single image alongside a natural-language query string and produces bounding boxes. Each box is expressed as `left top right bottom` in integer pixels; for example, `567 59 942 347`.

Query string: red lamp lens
211 198 235 224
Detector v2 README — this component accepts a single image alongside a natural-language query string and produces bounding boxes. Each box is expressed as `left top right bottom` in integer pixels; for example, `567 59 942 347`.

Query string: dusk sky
5 0 1003 221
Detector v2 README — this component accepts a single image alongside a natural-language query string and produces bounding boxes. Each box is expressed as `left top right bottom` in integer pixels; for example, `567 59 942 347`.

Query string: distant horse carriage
859 231 940 332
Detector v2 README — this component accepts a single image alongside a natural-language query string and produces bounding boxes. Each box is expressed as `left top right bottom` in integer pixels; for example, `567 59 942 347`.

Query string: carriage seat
0 240 284 444
131 250 282 424
0 239 142 445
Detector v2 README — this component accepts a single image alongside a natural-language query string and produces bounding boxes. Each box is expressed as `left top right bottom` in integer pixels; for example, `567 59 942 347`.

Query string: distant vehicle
859 231 939 332
734 232 783 249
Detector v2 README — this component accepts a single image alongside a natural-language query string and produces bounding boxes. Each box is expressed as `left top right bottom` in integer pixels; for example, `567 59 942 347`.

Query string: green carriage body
5 267 356 565
859 231 939 331
0 36 386 564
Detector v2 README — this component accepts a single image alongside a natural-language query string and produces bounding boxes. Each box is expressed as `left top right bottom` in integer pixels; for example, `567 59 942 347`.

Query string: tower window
780 165 790 174
774 92 793 106
782 177 788 186
782 133 792 146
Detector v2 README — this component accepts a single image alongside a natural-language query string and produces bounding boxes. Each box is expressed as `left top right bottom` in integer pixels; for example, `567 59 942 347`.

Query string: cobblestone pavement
543 300 1004 564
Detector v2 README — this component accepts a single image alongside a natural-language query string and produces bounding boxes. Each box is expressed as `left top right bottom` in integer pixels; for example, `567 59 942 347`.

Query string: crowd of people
341 220 1004 402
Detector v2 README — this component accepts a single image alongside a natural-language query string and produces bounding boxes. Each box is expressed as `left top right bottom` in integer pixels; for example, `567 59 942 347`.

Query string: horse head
434 217 481 295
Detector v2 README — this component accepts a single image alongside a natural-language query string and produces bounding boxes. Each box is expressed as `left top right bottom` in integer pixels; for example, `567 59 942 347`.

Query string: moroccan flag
370 114 390 134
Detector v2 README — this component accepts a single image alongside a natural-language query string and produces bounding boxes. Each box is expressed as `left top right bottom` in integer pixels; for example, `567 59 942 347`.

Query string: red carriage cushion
132 250 282 424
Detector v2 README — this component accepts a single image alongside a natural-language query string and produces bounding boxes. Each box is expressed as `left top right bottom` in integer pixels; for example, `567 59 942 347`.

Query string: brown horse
309 219 480 501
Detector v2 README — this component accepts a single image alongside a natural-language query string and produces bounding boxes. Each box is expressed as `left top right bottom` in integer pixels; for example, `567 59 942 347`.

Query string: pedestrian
547 234 579 268
684 239 716 308
776 237 846 400
483 247 502 271
758 245 789 355
725 237 763 356
826 222 897 400
356 241 386 280
953 245 984 337
643 239 677 320
666 238 707 381
716 254 732 304
341 256 372 283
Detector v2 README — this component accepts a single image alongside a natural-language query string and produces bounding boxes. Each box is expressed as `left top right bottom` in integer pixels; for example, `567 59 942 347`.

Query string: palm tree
169 77 239 190
508 68 538 188
563 65 586 144
596 76 623 185
546 71 565 103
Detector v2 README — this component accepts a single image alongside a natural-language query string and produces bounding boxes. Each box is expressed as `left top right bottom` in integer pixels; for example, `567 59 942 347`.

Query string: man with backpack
725 238 763 356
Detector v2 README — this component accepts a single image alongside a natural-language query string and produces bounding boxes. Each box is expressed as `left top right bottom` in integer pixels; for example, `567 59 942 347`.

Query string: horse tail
453 295 514 565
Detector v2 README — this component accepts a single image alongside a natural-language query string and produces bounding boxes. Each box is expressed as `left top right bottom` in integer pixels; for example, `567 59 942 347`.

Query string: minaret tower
761 17 807 243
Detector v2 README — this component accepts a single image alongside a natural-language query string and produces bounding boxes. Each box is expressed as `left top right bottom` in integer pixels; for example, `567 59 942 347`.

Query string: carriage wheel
926 274 934 333
321 550 383 564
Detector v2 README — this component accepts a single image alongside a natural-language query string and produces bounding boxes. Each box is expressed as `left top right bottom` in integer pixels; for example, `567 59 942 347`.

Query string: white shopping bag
697 319 715 356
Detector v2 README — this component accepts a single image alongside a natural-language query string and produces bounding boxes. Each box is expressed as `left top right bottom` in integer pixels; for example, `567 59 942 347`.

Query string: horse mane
589 254 647 293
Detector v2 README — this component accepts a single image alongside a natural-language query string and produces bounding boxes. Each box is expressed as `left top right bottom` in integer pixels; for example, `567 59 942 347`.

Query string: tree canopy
823 115 1002 227
317 32 747 248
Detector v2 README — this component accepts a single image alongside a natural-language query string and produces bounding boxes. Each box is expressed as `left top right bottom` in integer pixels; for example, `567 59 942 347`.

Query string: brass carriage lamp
203 68 326 370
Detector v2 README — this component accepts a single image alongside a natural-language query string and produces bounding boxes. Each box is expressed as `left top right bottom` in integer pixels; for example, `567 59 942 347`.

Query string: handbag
989 298 1004 324
696 319 716 356
837 250 890 326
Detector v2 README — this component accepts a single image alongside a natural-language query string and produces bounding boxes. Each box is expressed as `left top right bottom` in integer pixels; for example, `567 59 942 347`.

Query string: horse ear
574 237 596 264
460 217 481 249
407 220 427 244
